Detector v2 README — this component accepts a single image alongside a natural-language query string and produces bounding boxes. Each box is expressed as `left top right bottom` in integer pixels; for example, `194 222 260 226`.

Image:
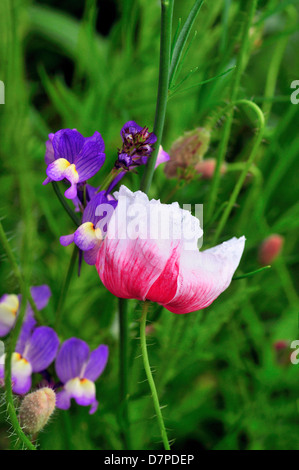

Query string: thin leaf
169 0 205 88
220 0 231 54
169 66 199 95
171 18 182 58
233 265 271 280
170 66 235 97
170 30 198 90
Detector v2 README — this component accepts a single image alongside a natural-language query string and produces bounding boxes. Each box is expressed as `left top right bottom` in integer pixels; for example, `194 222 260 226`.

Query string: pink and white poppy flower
96 186 245 314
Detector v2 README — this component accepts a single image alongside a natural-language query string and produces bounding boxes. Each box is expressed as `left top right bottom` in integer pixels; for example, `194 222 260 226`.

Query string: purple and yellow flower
0 318 59 395
0 294 19 337
60 191 117 265
55 338 109 415
0 285 51 338
43 129 105 199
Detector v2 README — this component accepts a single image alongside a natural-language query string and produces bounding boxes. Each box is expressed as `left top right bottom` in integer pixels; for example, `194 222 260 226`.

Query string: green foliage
0 0 298 450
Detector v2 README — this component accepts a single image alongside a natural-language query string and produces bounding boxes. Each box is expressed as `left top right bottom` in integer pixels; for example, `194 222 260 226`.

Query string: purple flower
60 191 117 265
0 321 59 395
108 145 170 193
155 146 170 166
0 285 51 338
55 338 108 415
115 121 157 170
43 129 106 199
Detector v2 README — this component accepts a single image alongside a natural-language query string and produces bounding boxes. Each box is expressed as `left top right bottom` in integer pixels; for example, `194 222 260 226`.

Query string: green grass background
0 0 299 450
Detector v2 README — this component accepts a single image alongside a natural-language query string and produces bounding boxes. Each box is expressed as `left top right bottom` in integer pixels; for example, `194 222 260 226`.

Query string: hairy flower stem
140 302 170 450
5 295 36 450
118 0 174 450
207 0 258 221
211 99 265 244
140 0 174 194
137 0 173 449
118 298 132 449
0 223 36 450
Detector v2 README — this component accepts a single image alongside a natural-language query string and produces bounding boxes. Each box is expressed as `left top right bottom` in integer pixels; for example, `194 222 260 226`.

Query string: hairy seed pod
19 387 56 435
164 127 210 178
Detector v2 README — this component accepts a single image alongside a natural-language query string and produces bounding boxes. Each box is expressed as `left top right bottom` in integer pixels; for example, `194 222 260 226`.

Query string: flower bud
164 127 210 178
194 158 226 179
274 340 289 351
19 387 56 435
273 340 291 367
116 121 157 170
258 234 284 266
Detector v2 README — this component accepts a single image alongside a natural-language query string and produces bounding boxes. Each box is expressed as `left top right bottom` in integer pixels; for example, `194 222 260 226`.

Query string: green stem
140 0 174 194
0 222 37 449
52 182 81 227
55 245 78 332
211 99 265 245
233 265 271 280
118 298 132 449
207 0 258 220
236 163 263 231
0 226 37 450
99 168 123 193
140 302 170 450
274 257 299 308
5 295 36 450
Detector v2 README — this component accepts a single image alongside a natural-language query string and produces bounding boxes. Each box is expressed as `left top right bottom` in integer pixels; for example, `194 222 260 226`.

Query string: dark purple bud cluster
115 121 157 170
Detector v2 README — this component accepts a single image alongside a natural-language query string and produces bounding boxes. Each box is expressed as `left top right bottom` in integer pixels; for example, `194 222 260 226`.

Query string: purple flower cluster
42 123 169 267
116 121 157 170
0 121 168 418
0 286 109 414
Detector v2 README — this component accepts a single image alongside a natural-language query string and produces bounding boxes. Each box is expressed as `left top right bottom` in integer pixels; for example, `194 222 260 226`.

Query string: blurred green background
0 0 299 450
